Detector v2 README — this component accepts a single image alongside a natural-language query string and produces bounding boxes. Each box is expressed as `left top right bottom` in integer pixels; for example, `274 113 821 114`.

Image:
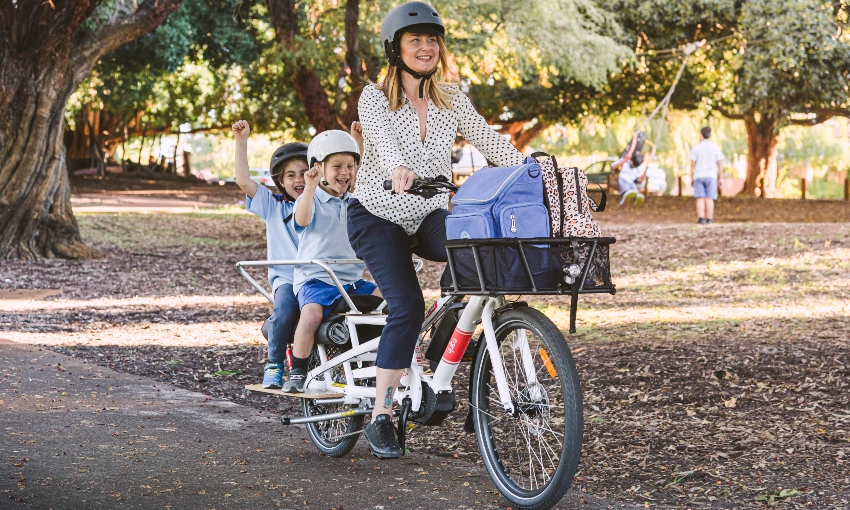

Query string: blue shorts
618 176 639 194
693 178 717 200
297 278 377 315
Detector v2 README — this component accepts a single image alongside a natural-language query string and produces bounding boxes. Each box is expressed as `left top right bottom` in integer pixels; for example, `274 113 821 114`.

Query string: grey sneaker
282 368 306 393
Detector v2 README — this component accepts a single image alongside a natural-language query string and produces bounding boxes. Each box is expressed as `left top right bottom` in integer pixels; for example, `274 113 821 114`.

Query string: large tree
601 0 850 196
65 0 268 171
0 0 184 260
265 0 630 141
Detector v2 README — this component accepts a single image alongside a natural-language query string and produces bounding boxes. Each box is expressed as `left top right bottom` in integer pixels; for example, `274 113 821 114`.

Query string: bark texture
0 0 183 259
742 113 779 197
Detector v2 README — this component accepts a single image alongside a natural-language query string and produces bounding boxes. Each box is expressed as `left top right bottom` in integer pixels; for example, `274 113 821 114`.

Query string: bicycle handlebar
383 175 459 199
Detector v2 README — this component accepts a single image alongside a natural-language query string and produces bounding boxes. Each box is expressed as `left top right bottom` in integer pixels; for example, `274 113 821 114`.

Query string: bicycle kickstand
397 396 412 455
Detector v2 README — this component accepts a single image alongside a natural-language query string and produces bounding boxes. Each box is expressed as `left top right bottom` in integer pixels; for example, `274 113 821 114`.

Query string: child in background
232 119 308 389
283 128 381 393
612 131 655 206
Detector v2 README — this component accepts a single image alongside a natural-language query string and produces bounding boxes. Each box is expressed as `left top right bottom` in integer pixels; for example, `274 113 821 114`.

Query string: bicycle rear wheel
470 307 583 510
301 346 364 457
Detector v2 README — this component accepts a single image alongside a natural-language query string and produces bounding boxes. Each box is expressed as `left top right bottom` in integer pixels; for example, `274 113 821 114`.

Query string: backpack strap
529 151 550 160
588 182 607 212
573 167 583 215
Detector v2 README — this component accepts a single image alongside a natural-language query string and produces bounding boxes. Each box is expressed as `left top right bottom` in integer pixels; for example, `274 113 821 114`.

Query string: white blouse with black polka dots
354 83 524 235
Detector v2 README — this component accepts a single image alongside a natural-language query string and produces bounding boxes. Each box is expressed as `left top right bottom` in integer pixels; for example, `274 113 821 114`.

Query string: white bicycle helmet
307 130 360 168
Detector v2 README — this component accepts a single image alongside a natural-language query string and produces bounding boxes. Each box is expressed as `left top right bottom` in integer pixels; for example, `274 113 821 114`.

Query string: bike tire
301 346 364 457
470 307 583 510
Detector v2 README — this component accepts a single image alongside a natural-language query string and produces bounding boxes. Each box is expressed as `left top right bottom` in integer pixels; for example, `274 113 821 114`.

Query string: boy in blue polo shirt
283 130 380 393
232 120 308 389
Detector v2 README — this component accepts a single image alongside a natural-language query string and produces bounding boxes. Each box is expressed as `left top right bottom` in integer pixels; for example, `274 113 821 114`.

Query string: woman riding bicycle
349 1 525 459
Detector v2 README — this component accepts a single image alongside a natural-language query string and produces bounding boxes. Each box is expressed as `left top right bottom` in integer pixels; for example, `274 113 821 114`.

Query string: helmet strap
320 161 329 186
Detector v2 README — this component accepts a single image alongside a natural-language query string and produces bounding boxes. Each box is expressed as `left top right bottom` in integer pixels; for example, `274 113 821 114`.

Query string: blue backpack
445 159 550 240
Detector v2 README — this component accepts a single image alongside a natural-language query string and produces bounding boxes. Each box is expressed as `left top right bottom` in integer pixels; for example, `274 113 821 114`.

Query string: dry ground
2 175 849 508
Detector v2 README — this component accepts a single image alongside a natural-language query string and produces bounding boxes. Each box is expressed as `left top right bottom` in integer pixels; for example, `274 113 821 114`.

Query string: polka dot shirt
354 83 525 235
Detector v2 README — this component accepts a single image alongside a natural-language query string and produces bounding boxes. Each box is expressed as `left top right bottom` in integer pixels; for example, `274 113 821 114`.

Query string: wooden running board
244 384 344 399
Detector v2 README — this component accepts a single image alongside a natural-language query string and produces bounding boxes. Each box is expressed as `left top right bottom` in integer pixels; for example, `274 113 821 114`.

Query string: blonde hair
375 37 456 111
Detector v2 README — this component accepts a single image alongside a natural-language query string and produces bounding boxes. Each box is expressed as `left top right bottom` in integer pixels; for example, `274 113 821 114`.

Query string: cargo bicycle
237 177 616 509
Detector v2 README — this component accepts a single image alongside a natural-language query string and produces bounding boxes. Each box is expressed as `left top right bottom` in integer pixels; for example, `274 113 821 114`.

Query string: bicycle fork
431 296 516 415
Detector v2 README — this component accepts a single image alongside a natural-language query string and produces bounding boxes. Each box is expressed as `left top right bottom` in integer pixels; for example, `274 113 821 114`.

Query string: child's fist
350 121 364 151
232 120 250 140
304 166 322 189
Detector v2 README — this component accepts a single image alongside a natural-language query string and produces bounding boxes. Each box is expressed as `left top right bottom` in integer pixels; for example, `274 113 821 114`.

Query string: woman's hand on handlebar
391 166 418 194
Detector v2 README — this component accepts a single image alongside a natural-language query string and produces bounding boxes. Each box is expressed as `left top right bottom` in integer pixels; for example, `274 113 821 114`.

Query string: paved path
1 339 633 509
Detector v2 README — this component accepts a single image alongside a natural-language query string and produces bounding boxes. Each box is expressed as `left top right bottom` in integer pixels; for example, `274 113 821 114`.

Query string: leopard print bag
534 153 603 238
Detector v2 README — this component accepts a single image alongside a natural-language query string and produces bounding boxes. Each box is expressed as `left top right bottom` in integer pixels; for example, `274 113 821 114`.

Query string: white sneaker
634 193 645 206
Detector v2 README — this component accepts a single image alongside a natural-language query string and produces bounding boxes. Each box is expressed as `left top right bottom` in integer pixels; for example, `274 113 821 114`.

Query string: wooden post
845 177 849 201
678 175 684 197
801 178 807 200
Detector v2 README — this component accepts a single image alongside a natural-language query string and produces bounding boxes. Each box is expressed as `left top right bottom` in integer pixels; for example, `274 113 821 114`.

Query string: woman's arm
232 120 258 198
455 92 524 167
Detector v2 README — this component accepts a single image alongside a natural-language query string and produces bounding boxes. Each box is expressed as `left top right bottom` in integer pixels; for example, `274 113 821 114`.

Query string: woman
348 1 525 459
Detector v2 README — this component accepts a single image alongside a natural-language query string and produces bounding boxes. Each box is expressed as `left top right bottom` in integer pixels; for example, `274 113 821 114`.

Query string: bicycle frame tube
236 258 424 310
430 295 486 391
480 297 516 414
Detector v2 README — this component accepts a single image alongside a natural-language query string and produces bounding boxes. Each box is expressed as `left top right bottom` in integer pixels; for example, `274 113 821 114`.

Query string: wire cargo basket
442 237 616 333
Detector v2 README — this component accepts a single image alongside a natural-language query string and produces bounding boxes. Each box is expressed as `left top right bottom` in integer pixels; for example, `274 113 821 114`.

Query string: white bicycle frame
236 259 528 416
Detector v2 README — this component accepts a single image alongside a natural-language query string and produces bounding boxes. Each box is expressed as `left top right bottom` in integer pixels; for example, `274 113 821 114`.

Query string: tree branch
714 104 745 120
340 0 363 126
70 0 184 85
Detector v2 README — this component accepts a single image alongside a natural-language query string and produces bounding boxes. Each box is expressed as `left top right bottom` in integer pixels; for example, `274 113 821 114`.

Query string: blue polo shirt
292 187 365 294
245 185 299 293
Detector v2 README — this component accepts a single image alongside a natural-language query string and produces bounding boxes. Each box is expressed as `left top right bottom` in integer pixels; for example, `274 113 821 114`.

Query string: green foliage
732 0 850 118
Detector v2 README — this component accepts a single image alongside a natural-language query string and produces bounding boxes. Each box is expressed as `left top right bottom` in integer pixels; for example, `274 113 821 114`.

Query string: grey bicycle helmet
269 142 308 199
381 2 445 97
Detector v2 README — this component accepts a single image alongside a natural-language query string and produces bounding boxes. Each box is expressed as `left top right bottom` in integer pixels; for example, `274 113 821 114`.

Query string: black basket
442 237 616 333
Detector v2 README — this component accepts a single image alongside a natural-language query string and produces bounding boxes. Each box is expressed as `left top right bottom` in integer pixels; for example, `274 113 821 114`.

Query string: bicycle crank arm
280 407 372 425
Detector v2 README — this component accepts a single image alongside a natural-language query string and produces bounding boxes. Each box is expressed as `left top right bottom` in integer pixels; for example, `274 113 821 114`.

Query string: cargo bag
445 159 550 240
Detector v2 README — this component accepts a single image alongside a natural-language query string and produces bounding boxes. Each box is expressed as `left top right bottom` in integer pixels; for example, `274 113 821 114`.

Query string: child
232 119 308 389
612 131 655 206
283 129 380 393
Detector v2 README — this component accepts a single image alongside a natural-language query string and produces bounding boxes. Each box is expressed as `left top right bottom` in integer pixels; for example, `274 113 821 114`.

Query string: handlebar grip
383 180 393 191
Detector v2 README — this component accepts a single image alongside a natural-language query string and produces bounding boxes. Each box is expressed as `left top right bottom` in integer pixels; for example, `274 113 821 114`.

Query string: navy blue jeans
347 200 449 369
267 283 300 363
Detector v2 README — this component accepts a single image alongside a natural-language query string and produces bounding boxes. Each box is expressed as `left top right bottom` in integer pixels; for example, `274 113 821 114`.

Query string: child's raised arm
232 120 258 198
294 165 322 227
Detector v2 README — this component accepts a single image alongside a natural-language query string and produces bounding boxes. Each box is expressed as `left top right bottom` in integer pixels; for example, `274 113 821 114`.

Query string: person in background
689 126 724 224
612 131 654 206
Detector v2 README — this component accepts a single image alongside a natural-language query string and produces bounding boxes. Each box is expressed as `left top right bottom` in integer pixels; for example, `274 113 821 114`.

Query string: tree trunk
0 56 96 259
743 112 779 196
268 0 362 133
0 0 184 259
501 120 547 152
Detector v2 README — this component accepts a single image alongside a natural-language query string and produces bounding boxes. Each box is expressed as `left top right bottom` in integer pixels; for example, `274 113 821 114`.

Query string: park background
1 1 849 509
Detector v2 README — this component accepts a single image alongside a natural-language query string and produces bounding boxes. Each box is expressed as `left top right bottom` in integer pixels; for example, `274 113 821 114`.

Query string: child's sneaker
282 367 306 393
262 363 284 389
619 189 637 206
634 193 645 206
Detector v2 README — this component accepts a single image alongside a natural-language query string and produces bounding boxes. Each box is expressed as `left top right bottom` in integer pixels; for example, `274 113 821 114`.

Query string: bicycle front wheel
471 307 583 510
301 346 364 457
